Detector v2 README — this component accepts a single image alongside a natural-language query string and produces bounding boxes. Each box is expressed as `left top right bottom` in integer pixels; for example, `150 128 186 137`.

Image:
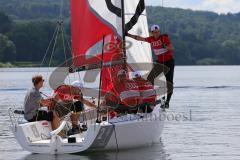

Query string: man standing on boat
126 24 175 108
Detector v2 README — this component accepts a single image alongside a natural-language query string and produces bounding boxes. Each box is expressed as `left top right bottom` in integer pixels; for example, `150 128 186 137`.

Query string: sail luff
121 0 127 68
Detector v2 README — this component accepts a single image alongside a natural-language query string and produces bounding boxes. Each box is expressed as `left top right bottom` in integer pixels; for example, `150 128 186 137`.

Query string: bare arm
167 45 173 52
127 33 147 42
39 98 55 110
81 98 97 109
39 99 50 106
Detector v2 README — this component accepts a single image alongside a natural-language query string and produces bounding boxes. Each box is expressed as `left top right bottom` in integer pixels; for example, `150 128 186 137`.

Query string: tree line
0 1 240 66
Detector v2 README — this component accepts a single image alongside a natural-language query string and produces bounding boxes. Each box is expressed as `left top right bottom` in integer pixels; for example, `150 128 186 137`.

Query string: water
0 66 240 160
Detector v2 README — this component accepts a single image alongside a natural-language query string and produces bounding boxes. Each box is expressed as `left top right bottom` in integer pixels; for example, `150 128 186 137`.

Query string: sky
145 0 240 14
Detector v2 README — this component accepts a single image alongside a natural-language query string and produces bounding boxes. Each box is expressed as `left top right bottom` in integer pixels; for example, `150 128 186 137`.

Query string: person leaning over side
126 24 175 108
24 75 60 130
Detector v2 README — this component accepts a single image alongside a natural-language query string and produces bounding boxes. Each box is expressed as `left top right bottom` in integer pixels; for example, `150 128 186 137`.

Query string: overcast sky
145 0 240 14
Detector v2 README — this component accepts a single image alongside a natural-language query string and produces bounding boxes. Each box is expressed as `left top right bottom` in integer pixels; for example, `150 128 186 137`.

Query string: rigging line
60 22 72 85
161 0 165 33
47 24 60 79
96 36 105 123
63 27 72 59
61 18 75 85
60 23 68 67
161 0 167 107
59 0 64 20
39 92 71 111
38 25 59 72
60 17 72 58
60 24 79 110
110 122 119 152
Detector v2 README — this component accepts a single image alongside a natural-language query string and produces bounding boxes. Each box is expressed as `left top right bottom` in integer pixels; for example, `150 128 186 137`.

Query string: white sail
125 0 153 71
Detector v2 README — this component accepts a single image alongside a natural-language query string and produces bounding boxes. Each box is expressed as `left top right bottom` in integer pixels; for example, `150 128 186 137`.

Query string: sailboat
8 0 165 154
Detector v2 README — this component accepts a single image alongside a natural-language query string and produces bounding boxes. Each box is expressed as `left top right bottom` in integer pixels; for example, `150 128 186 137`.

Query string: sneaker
80 124 88 132
67 126 80 136
160 101 169 109
165 102 169 109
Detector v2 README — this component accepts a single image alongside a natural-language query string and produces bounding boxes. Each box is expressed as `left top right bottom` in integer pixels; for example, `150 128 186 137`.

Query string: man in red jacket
126 24 174 108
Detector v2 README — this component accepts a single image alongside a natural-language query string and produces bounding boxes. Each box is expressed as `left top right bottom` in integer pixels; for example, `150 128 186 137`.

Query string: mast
96 36 105 123
121 0 127 69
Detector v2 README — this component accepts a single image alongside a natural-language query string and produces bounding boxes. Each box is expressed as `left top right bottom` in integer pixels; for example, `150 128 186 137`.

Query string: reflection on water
22 141 169 160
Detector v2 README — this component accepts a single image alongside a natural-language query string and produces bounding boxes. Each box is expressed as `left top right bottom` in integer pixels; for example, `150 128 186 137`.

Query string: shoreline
0 63 239 68
0 62 41 68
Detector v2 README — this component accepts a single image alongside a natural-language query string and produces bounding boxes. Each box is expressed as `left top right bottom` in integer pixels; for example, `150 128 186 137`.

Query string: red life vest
134 77 156 105
105 90 120 106
54 85 81 101
113 80 140 107
145 34 173 62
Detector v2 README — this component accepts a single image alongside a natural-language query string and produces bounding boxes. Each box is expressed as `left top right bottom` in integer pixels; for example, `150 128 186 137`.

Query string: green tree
8 21 56 62
0 34 16 62
0 11 12 34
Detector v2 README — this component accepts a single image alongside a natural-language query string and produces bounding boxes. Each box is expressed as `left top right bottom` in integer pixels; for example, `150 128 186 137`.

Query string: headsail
125 0 153 71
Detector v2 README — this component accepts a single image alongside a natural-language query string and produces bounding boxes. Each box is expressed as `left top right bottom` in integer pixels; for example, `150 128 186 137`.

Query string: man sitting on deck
132 72 156 113
24 75 60 130
53 84 97 135
101 69 141 115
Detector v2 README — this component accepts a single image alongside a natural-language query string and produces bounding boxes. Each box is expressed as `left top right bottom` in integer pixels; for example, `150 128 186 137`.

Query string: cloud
199 0 240 13
146 0 240 14
145 0 161 6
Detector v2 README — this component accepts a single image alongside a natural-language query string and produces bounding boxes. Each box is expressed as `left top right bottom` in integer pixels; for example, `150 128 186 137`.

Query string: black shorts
28 110 53 122
55 101 84 118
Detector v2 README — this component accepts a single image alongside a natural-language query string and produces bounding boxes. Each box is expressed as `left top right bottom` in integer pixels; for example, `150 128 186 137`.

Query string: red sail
71 0 123 67
71 0 123 94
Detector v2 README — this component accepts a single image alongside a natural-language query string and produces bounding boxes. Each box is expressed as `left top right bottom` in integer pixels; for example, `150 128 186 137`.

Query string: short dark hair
32 75 44 86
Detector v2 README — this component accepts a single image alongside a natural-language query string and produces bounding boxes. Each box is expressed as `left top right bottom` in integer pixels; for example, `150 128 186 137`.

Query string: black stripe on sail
105 0 122 17
105 0 145 32
125 0 145 32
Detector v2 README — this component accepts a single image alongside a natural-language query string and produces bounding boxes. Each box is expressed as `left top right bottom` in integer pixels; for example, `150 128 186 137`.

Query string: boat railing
8 106 26 128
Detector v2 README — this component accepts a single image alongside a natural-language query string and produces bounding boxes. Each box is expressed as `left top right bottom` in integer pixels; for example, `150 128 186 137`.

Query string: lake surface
0 66 240 160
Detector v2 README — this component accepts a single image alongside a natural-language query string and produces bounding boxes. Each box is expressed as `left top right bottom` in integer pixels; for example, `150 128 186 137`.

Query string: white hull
10 105 164 154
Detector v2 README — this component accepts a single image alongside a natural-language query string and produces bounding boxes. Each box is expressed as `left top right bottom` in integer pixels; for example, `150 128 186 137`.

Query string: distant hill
0 0 240 65
0 0 70 20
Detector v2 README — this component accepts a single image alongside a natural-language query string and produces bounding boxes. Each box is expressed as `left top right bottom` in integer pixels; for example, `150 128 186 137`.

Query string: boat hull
11 105 164 154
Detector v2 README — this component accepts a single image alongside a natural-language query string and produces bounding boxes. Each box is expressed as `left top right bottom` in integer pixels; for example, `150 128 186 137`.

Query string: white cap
117 69 127 77
71 81 84 88
150 24 160 32
133 71 141 78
